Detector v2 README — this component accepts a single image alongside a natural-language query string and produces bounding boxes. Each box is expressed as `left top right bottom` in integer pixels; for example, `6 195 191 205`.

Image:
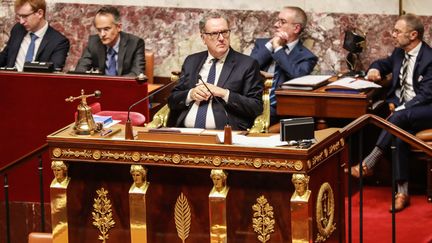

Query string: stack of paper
281 75 332 90
327 77 382 90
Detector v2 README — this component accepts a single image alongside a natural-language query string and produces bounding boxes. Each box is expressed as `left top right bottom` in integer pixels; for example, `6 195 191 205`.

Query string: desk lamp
343 30 366 77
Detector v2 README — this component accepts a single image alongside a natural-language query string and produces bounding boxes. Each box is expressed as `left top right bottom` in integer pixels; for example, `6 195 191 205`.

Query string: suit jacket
75 32 145 76
370 41 432 109
250 38 318 87
167 48 264 131
0 23 70 70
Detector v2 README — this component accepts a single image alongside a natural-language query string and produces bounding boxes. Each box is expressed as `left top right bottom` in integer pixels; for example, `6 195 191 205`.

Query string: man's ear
409 30 418 40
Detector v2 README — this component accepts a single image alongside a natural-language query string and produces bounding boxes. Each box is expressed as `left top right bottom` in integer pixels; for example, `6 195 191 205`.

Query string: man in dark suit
167 12 263 131
75 6 145 76
349 14 432 212
0 0 70 71
250 6 317 124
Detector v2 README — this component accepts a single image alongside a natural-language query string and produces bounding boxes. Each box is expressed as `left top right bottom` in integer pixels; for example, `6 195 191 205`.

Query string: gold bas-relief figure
129 165 149 243
209 169 229 243
290 174 313 243
50 161 70 243
315 182 336 243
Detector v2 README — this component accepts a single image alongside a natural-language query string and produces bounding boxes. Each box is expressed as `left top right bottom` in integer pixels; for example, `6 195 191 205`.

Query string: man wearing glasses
349 14 432 212
75 6 145 76
250 6 317 124
167 11 263 131
0 0 70 71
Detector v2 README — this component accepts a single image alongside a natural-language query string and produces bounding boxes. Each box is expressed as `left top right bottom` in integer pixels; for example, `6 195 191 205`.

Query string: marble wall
1 1 432 76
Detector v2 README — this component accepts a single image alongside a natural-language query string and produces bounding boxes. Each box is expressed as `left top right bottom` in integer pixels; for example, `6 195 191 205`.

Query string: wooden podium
47 125 347 243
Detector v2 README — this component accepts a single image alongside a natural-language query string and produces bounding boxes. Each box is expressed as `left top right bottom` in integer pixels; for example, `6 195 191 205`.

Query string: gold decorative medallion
315 182 336 243
132 152 141 162
212 156 222 166
53 148 62 157
252 195 275 243
92 188 115 243
174 193 191 243
93 150 101 160
172 154 181 164
253 158 262 168
294 160 303 171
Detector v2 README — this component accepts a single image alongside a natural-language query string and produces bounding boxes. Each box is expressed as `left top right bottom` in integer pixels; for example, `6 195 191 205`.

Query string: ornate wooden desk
276 86 384 122
47 125 347 243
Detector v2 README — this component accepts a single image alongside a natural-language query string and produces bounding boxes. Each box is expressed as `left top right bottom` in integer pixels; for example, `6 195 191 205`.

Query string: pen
101 129 113 136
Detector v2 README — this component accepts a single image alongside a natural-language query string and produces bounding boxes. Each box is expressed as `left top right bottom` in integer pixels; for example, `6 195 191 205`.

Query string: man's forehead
16 3 33 13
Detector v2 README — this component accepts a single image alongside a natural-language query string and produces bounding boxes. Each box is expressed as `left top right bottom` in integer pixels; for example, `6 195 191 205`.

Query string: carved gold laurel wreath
174 193 191 243
252 195 275 243
92 188 115 243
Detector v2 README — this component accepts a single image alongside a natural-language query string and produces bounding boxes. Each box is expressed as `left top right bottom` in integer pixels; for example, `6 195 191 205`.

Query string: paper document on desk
282 75 332 87
328 77 381 89
217 134 288 147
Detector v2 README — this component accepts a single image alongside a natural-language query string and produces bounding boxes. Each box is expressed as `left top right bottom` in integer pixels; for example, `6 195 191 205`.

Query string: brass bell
65 89 102 135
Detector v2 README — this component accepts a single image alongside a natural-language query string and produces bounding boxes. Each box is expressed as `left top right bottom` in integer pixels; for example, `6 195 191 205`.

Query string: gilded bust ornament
130 164 149 192
51 160 70 186
291 174 311 200
210 169 228 195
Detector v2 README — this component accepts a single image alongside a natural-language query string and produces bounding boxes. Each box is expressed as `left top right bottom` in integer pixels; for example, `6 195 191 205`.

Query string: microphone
125 72 183 139
197 75 232 144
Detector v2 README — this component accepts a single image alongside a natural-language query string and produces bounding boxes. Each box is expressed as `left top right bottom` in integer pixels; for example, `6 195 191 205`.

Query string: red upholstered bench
89 102 146 126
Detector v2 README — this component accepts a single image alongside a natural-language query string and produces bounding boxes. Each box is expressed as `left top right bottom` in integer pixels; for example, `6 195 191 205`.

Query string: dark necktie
194 58 218 128
25 33 38 63
399 53 411 102
269 64 280 106
106 47 117 76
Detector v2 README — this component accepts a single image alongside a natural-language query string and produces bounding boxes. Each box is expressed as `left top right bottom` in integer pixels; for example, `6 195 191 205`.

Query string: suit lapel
117 32 127 75
191 52 207 86
35 26 51 59
97 42 107 73
217 49 235 88
9 26 27 66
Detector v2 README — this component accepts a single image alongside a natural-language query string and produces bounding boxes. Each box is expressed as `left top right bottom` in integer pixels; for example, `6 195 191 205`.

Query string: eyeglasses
275 18 301 26
16 11 35 21
203 30 231 40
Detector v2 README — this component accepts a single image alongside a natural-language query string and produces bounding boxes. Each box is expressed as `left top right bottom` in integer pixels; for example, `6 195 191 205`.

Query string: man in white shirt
0 0 70 71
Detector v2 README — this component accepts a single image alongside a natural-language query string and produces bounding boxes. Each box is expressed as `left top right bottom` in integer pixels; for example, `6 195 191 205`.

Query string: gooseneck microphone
125 73 184 139
197 75 232 144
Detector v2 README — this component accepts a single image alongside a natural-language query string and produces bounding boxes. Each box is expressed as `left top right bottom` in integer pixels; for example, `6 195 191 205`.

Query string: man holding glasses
250 6 317 124
168 11 263 131
0 0 70 71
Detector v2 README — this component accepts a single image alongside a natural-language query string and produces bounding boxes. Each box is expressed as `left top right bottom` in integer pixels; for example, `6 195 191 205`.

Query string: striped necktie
194 58 218 128
25 33 38 63
399 53 411 103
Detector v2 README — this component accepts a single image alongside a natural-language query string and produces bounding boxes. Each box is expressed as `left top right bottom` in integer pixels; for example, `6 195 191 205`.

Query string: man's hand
366 69 382 81
271 31 289 49
190 83 228 101
190 84 211 102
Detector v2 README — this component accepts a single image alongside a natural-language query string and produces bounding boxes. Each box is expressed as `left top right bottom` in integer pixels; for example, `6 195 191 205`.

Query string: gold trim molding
92 188 116 243
52 148 302 171
315 182 336 243
174 193 191 243
307 138 345 169
252 195 275 243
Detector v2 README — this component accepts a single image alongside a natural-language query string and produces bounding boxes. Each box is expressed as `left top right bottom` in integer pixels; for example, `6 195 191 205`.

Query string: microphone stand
125 73 180 140
197 76 232 145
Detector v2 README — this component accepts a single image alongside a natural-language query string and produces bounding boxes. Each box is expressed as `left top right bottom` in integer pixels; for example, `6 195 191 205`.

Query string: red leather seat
28 232 52 243
89 102 146 126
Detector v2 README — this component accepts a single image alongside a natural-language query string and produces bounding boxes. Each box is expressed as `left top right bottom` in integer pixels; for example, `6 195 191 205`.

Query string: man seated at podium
250 6 317 124
167 11 263 131
0 0 70 71
349 14 432 212
75 6 145 76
